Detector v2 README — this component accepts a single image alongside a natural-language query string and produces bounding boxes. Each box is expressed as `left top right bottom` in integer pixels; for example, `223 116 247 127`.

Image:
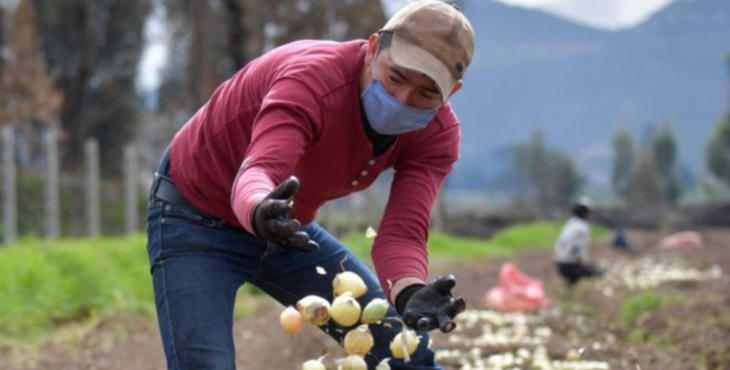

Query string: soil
2 228 729 370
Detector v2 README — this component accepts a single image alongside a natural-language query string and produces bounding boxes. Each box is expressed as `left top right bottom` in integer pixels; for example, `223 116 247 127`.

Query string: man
146 1 474 369
553 197 604 286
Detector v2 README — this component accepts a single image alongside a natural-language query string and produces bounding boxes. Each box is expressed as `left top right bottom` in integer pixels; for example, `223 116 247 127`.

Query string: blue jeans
146 199 440 370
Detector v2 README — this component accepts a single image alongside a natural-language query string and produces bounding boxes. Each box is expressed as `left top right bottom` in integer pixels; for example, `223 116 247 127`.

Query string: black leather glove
395 274 466 333
251 176 319 252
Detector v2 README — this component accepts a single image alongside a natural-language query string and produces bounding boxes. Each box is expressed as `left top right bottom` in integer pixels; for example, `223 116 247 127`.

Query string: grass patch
0 234 154 342
342 220 609 261
621 291 665 326
0 220 607 343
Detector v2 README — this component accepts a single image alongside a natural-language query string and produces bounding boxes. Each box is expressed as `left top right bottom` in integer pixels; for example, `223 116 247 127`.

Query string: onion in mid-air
333 271 368 298
297 295 331 326
330 293 362 327
389 329 420 359
338 355 367 370
343 325 374 356
361 298 389 324
279 306 302 336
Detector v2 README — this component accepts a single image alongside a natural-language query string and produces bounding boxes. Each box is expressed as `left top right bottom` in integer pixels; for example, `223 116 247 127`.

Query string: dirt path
3 228 729 370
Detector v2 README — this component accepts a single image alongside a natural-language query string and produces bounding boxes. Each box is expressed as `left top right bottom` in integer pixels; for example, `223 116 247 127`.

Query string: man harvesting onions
146 1 475 368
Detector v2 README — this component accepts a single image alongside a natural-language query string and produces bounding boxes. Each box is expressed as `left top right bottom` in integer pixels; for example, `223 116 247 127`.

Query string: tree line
0 0 387 176
0 0 388 239
506 110 730 213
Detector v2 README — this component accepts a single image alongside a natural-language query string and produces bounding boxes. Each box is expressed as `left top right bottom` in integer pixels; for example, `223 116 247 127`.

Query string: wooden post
45 128 60 240
2 126 16 245
85 139 100 238
123 144 138 234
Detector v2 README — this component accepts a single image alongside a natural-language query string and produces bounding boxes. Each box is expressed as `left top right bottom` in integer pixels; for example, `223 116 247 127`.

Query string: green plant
621 292 664 326
0 235 153 341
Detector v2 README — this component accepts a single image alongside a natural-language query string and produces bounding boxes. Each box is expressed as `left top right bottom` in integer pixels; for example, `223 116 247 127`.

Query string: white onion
361 298 389 324
302 358 327 370
330 293 362 327
389 329 420 359
333 271 368 298
343 325 374 356
338 355 367 370
297 295 331 326
279 306 302 336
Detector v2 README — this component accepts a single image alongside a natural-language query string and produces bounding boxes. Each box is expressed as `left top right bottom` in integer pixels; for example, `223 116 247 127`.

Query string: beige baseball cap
381 0 475 101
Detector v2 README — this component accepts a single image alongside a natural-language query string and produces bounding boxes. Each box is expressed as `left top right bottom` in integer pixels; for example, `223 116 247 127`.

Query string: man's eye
389 75 402 84
420 91 437 99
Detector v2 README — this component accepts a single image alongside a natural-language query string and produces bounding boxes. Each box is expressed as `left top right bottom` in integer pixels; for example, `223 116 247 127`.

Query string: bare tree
0 0 62 165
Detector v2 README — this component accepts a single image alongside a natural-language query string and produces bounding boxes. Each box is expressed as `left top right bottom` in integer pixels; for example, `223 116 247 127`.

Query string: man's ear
448 80 463 98
365 33 379 67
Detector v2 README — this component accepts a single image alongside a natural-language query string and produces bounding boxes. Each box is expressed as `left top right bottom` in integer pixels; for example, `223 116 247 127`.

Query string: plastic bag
483 262 550 313
659 231 703 250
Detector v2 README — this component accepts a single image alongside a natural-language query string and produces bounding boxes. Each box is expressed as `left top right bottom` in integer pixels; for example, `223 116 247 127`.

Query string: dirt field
2 228 729 370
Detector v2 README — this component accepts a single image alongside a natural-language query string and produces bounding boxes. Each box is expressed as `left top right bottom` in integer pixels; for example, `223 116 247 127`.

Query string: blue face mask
361 78 439 135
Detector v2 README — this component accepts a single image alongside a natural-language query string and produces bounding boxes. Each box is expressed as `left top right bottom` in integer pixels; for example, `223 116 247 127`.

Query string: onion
338 355 367 370
343 325 374 356
296 295 331 326
565 349 580 361
375 358 391 370
361 298 389 324
330 293 362 326
389 329 420 359
302 358 327 370
279 306 302 336
333 271 368 298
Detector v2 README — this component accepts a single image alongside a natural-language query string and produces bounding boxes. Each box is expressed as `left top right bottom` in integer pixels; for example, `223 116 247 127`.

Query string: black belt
150 148 197 211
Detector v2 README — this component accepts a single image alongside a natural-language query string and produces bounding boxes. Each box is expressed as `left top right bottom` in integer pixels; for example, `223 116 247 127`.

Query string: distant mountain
448 0 730 192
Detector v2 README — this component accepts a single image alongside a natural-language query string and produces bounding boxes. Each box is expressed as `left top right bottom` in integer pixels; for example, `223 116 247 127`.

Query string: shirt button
361 170 368 177
351 180 359 186
368 160 376 166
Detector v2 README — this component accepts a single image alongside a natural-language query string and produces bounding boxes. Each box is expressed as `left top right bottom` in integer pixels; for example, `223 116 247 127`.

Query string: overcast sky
137 0 678 91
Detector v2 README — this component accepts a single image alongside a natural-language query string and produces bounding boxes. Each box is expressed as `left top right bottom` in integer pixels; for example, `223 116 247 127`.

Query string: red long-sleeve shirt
169 39 460 297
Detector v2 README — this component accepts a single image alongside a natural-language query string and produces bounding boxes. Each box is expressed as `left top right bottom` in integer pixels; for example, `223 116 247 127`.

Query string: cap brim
389 34 456 103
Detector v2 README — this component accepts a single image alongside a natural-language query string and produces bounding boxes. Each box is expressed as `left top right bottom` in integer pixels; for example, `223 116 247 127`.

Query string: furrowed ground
1 228 728 370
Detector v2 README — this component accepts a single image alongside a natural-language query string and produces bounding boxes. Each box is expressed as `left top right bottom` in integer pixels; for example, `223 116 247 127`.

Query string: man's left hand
396 274 466 333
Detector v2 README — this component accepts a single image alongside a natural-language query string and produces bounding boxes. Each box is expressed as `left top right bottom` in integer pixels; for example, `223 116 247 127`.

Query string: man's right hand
396 275 467 333
251 176 319 252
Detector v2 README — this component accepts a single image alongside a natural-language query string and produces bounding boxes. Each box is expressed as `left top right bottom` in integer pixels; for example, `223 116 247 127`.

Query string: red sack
483 262 550 313
660 231 703 250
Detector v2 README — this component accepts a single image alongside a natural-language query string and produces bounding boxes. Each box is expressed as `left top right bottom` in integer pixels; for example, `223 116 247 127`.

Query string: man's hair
376 31 394 54
572 204 591 219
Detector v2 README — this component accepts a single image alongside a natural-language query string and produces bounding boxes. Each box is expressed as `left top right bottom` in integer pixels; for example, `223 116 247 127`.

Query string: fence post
85 138 100 238
2 126 16 245
346 194 359 236
45 128 60 240
123 144 138 234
